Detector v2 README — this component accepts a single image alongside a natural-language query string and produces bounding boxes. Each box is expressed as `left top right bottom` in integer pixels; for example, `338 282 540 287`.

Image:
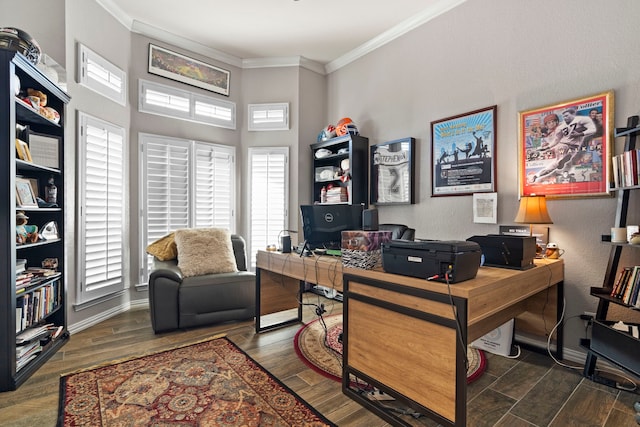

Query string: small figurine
16 211 38 244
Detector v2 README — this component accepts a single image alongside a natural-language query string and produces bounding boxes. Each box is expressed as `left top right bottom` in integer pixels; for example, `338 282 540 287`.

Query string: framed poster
518 91 613 198
148 44 230 96
431 106 497 196
370 137 415 205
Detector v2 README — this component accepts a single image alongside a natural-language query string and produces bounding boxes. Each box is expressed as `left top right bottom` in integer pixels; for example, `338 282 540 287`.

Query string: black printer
381 240 482 283
466 235 536 270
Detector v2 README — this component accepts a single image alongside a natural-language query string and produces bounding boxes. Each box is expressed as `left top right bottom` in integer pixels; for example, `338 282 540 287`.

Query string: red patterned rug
294 314 486 384
57 336 335 426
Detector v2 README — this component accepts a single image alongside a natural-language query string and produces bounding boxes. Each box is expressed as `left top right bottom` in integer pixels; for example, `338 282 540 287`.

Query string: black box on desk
381 240 481 283
466 235 536 270
591 320 640 377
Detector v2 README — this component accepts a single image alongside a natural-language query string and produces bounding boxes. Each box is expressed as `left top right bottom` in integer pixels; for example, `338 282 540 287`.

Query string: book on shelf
610 265 640 306
622 266 639 304
16 323 53 345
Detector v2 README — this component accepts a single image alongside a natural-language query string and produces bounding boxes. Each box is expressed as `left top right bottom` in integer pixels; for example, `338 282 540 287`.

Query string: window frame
248 103 289 131
76 112 126 305
247 147 289 269
139 133 236 283
139 79 236 129
77 43 127 106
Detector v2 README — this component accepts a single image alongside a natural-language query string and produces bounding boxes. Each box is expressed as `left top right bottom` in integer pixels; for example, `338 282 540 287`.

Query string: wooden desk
255 250 564 426
255 250 345 332
342 258 563 427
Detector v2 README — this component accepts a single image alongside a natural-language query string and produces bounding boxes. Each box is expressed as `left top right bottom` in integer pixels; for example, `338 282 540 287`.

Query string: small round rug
294 313 486 384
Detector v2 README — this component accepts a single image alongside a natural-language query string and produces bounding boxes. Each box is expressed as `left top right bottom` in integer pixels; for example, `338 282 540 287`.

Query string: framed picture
148 44 230 96
431 105 497 196
370 137 416 205
472 192 497 224
28 132 60 169
28 178 39 199
15 138 32 162
518 91 613 198
16 177 37 207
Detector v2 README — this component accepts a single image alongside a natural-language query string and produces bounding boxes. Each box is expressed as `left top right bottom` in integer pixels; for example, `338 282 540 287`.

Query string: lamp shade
514 196 553 224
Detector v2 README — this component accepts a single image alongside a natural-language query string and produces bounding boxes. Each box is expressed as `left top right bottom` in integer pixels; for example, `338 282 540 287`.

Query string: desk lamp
514 195 553 257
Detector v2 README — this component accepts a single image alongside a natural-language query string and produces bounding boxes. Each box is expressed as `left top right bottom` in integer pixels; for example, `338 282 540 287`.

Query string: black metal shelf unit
582 115 640 382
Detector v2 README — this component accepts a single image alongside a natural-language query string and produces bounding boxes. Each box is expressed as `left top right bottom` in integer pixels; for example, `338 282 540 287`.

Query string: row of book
16 324 64 371
611 149 639 188
16 268 61 293
16 279 62 333
610 265 640 308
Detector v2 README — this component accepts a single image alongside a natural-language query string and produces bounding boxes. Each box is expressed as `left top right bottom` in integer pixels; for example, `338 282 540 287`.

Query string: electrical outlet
581 311 595 328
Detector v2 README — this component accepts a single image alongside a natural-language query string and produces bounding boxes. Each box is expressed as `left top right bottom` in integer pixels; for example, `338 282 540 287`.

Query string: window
140 134 235 281
77 113 125 304
248 148 289 268
248 103 289 131
77 44 127 105
139 79 236 129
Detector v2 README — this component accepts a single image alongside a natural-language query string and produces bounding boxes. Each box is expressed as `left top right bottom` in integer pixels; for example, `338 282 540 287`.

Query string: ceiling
97 0 465 72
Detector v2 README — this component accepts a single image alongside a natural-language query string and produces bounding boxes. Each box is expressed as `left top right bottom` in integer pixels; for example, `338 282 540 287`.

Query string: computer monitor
300 204 364 251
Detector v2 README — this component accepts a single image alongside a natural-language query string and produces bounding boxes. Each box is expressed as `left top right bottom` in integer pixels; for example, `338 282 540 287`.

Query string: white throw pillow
174 228 238 277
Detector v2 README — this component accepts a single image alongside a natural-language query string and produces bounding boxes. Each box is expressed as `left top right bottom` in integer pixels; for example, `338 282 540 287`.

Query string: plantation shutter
140 134 235 281
78 113 125 303
194 143 234 229
248 147 288 269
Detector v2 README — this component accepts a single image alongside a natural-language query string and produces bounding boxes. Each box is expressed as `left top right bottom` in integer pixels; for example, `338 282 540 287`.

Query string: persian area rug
57 336 335 426
294 314 487 384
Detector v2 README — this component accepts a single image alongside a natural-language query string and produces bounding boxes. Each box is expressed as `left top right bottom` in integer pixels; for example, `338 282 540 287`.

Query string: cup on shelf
611 227 627 243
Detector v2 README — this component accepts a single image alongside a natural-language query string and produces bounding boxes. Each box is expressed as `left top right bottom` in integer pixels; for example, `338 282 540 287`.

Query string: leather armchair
379 224 415 241
148 234 255 333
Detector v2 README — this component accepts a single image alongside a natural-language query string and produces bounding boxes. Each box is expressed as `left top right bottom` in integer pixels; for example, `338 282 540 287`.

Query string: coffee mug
544 242 565 259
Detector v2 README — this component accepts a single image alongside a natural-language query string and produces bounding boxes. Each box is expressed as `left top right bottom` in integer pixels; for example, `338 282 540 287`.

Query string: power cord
428 266 469 371
545 295 637 392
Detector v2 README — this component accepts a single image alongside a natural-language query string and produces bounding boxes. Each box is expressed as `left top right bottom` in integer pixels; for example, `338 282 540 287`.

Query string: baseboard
68 299 149 335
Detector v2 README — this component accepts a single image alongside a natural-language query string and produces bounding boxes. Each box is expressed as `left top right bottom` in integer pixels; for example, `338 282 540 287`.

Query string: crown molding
242 56 325 75
325 0 468 74
95 0 466 74
94 0 134 28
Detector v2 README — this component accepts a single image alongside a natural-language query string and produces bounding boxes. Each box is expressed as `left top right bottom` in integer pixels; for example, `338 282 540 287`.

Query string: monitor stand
299 240 312 257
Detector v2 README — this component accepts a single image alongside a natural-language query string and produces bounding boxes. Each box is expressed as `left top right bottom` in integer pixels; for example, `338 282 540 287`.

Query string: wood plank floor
0 293 638 426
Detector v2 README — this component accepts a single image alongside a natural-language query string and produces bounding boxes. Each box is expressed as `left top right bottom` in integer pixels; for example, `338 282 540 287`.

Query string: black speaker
280 235 292 253
362 208 379 231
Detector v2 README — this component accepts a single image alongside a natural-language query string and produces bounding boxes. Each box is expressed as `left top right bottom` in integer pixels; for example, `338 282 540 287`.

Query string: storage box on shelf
1 48 70 391
311 134 368 205
582 115 640 385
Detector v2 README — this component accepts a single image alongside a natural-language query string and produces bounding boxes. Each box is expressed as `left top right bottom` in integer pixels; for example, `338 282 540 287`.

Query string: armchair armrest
150 258 183 282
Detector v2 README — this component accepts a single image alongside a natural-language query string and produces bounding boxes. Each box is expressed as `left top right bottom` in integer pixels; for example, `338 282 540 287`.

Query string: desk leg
255 267 303 333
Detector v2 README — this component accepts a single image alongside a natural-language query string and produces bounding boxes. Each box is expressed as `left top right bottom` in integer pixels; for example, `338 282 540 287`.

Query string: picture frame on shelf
370 137 415 205
148 44 230 96
16 177 37 207
518 90 613 198
27 132 60 169
15 138 32 162
27 178 39 199
431 105 497 196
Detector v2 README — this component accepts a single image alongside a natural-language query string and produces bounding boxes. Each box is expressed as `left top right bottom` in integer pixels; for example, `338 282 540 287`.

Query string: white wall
326 0 640 354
